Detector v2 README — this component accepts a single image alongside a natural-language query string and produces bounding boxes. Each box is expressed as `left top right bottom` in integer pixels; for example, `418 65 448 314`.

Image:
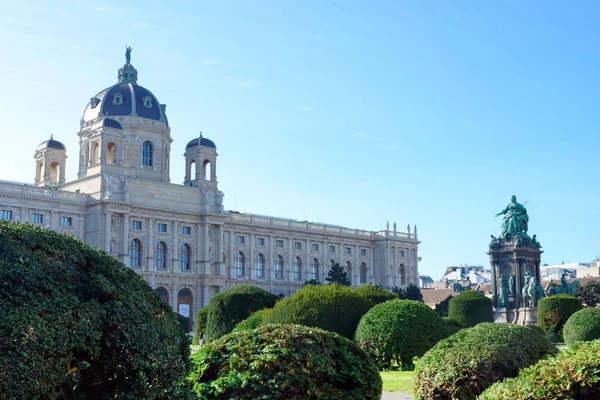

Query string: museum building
0 53 420 328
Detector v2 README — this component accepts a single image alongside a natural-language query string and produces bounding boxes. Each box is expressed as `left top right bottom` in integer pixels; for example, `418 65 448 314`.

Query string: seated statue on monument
495 195 529 240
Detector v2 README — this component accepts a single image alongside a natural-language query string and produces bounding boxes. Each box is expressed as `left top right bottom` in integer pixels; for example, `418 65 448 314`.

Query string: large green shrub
448 290 493 327
537 294 582 342
435 295 453 317
231 309 268 333
355 299 448 370
563 308 600 346
354 284 397 304
189 324 382 400
0 222 191 399
414 323 557 400
264 284 374 339
443 317 463 335
192 306 209 345
204 284 278 342
480 339 600 399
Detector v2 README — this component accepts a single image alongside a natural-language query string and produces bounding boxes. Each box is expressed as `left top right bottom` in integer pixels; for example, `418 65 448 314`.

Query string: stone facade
0 54 420 329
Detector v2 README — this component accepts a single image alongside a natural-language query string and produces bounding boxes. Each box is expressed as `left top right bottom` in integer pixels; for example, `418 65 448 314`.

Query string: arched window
155 241 167 269
155 287 169 304
255 253 265 278
142 141 153 166
107 142 117 164
399 264 406 285
180 244 191 271
190 160 196 181
203 160 212 180
177 289 193 331
346 261 352 285
311 258 319 281
92 141 100 165
129 239 142 268
235 251 246 277
275 255 284 279
49 161 59 183
293 257 302 280
360 263 368 284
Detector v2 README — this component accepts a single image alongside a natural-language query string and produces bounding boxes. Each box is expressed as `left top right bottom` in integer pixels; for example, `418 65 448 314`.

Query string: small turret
34 135 67 185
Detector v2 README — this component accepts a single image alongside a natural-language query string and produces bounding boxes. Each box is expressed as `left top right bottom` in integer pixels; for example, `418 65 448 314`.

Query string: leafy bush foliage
0 222 191 399
204 284 278 342
537 294 582 342
232 309 268 333
563 308 600 346
354 284 397 304
192 306 208 345
443 317 463 335
189 324 382 400
264 284 374 339
392 283 424 302
448 290 493 327
480 339 600 399
435 295 453 317
355 299 448 370
414 323 557 400
576 280 600 307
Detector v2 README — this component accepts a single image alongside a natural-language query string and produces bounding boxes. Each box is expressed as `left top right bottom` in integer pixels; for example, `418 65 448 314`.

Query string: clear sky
1 1 599 279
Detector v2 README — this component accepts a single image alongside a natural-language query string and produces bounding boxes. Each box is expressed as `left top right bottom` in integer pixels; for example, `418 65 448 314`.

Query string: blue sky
1 1 599 278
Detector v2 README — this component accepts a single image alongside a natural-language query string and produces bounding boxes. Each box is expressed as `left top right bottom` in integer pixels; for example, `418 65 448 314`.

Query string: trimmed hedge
480 339 600 399
204 284 278 342
563 308 600 346
0 222 191 399
537 294 582 342
355 299 448 370
443 317 463 335
192 306 208 345
190 324 382 399
264 284 374 339
447 290 493 327
232 309 268 333
354 284 397 304
414 323 557 400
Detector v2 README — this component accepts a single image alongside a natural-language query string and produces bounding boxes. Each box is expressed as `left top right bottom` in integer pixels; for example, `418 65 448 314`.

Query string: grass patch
380 371 414 393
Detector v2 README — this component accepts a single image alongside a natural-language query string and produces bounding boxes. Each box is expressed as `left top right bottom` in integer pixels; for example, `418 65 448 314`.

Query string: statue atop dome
125 45 132 64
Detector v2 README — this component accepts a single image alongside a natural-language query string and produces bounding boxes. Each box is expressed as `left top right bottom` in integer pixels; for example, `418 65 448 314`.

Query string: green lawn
380 371 414 393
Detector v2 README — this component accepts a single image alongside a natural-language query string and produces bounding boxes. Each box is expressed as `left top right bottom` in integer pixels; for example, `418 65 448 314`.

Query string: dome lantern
118 45 138 84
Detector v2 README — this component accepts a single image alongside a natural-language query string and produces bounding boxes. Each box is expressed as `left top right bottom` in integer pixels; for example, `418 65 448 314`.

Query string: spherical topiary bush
413 323 557 400
204 284 278 342
0 222 191 399
447 290 493 327
355 299 448 370
480 339 600 399
231 308 269 333
537 294 582 342
563 308 600 346
189 324 382 400
264 284 374 339
192 306 209 345
354 284 397 304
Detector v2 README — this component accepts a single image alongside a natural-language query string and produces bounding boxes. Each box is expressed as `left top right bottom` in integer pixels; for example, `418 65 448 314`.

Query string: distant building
440 265 491 287
419 275 434 288
541 262 599 280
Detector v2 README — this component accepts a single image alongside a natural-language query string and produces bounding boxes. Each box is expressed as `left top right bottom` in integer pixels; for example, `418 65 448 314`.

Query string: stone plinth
494 307 538 325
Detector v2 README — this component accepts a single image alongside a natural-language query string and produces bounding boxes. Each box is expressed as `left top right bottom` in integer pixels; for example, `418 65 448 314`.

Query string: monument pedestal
493 307 538 325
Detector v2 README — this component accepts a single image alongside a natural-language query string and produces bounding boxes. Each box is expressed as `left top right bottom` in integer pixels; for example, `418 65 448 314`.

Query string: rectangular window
399 250 405 257
157 223 167 232
182 226 191 235
236 235 245 244
329 245 335 253
32 213 43 224
257 237 265 246
312 243 319 252
131 220 142 230
276 240 284 248
60 217 72 226
294 241 302 250
360 248 367 256
1 210 12 220
345 247 352 255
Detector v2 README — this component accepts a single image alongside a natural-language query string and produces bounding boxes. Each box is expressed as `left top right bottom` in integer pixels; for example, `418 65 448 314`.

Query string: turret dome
186 134 216 149
36 135 66 151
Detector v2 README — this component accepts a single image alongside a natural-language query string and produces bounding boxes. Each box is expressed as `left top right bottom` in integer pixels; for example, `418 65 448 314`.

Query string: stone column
305 239 310 280
354 244 359 285
120 213 129 264
288 238 293 282
196 223 204 274
369 246 375 284
79 214 86 241
104 211 111 252
515 259 522 307
268 235 274 286
19 207 26 223
146 218 153 272
171 221 178 273
249 233 255 280
228 231 234 278
216 224 225 276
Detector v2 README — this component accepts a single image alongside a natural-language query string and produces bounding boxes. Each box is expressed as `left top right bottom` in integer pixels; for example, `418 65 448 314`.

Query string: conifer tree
325 263 351 286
